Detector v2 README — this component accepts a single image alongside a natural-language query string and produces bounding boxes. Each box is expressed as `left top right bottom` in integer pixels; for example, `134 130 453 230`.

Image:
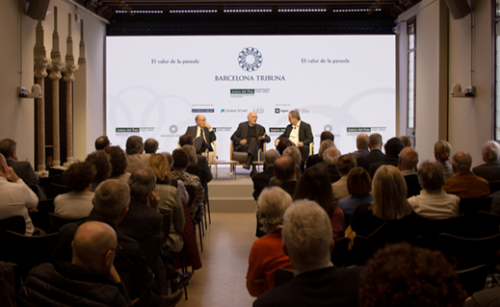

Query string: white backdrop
106 35 396 159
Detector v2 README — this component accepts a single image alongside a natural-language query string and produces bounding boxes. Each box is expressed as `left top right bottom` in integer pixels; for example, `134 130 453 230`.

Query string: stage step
208 173 256 213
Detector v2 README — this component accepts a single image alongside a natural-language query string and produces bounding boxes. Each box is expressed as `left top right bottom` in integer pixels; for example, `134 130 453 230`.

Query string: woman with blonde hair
351 165 418 243
246 187 293 297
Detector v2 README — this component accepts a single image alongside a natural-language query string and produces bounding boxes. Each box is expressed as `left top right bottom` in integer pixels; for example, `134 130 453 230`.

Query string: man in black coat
276 110 313 163
252 149 280 201
369 137 404 178
186 114 216 154
473 140 500 182
305 131 334 169
399 147 421 198
356 133 385 172
274 156 298 197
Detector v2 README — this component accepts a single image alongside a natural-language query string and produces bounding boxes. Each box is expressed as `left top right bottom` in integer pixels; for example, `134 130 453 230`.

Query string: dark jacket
280 180 298 198
278 121 313 161
186 126 216 152
404 174 422 198
231 122 270 150
356 149 385 172
369 155 399 178
252 167 275 201
7 159 46 200
473 159 500 182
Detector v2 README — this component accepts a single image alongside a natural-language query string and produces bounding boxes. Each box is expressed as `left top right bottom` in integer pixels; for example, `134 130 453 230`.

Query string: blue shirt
338 194 373 216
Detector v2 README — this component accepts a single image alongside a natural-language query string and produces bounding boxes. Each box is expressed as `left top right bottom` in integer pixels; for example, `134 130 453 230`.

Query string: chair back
343 214 352 229
460 197 492 216
28 198 55 234
438 233 500 270
47 213 86 233
185 185 196 209
457 264 490 296
4 230 58 279
351 235 386 265
274 268 294 287
489 181 500 194
470 211 500 237
48 183 70 199
331 237 349 267
0 216 26 261
417 215 467 248
48 168 65 181
140 235 160 268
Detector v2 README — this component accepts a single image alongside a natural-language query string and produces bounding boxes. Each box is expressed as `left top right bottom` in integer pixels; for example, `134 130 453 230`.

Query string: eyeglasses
107 244 122 256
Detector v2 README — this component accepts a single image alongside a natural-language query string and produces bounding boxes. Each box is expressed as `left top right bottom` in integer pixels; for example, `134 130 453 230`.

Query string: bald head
452 151 472 172
195 114 207 129
274 155 296 182
356 134 369 150
247 112 257 126
72 221 117 274
399 147 419 171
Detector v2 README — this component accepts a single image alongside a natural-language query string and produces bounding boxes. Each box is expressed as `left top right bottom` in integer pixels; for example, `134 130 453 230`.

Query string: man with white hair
305 131 334 169
253 200 362 307
186 114 216 154
398 147 421 198
125 135 151 174
444 152 490 199
322 147 342 183
473 140 500 182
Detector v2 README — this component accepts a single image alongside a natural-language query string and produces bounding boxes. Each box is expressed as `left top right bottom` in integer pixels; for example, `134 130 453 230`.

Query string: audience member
0 138 46 199
273 156 298 197
357 133 385 171
94 135 110 150
183 144 212 202
283 145 303 181
369 137 404 178
161 152 189 204
246 187 293 297
0 153 38 236
338 167 373 217
252 149 280 201
408 161 460 220
85 150 112 191
444 151 490 199
306 131 334 168
105 146 130 182
322 146 341 183
294 167 345 239
351 165 419 243
332 154 357 200
19 221 131 306
399 135 412 147
359 243 467 307
144 138 159 154
276 110 314 163
54 162 95 219
309 139 334 169
186 114 216 154
434 140 454 181
473 140 500 182
276 138 292 155
351 133 370 159
125 136 151 174
254 200 363 307
398 147 421 198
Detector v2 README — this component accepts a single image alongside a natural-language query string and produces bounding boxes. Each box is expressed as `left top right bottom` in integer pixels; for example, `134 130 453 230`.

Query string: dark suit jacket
356 149 385 172
186 126 216 151
369 155 399 178
404 174 421 198
305 154 321 169
231 122 270 150
187 155 212 202
119 198 165 244
280 180 298 197
253 266 363 307
7 159 46 199
473 159 500 182
278 121 313 160
252 167 274 201
326 165 341 184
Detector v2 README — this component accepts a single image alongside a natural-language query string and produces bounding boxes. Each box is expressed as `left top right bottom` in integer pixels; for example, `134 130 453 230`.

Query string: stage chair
229 141 265 175
274 268 294 287
460 197 492 216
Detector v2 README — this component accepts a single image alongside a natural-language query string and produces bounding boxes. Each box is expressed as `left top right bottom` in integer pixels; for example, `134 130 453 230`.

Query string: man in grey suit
186 114 216 154
473 140 500 182
231 112 270 172
275 110 313 163
0 138 46 200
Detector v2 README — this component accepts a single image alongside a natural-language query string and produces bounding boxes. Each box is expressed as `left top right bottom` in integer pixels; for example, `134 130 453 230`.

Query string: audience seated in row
273 156 298 197
351 133 370 159
321 146 342 183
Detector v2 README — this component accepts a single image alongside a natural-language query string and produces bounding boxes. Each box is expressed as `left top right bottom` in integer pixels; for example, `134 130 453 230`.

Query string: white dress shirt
289 120 301 146
0 177 38 236
408 189 460 220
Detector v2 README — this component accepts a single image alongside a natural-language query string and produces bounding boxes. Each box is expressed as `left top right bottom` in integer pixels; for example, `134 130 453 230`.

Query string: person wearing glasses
186 114 217 154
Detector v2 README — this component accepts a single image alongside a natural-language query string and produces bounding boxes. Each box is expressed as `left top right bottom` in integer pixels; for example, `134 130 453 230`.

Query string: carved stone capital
34 57 50 79
49 61 63 80
62 64 79 82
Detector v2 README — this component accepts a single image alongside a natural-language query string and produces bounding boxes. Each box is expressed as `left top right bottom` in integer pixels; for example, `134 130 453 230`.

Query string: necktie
200 129 206 143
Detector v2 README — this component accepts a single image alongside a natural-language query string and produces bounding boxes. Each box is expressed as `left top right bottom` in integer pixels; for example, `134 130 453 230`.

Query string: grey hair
318 140 335 158
452 152 472 172
289 110 300 120
256 187 292 234
399 147 419 170
264 149 280 168
182 145 198 166
94 179 130 219
483 141 500 159
323 147 341 166
434 140 452 162
125 136 144 155
128 169 156 199
282 200 332 270
283 146 302 168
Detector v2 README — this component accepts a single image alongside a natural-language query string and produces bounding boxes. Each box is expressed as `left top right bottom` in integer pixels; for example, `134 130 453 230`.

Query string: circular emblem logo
169 125 178 133
323 125 332 132
238 47 263 72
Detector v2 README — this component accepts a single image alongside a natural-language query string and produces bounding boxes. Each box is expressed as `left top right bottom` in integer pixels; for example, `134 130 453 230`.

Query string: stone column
74 20 87 161
63 13 78 167
49 6 63 168
34 21 50 176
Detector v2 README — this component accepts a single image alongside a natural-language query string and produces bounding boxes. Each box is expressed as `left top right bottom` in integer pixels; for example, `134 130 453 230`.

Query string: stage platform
207 165 257 213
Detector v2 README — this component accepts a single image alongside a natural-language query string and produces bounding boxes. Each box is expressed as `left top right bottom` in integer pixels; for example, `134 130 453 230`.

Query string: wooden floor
177 212 258 307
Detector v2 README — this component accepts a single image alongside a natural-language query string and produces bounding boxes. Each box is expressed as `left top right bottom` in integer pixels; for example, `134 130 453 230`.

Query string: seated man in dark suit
473 140 500 182
94 135 110 150
254 199 362 307
398 147 421 198
19 221 131 306
185 114 216 154
351 133 370 159
0 138 46 200
274 156 298 197
252 149 280 201
275 110 313 165
356 133 385 172
305 131 334 169
369 137 404 178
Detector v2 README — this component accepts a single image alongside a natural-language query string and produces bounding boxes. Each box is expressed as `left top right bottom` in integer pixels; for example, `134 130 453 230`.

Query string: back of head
434 140 452 162
372 165 411 220
126 136 144 155
318 140 335 158
145 153 170 183
384 137 404 157
452 151 472 172
256 187 292 234
72 221 117 274
320 131 334 143
63 162 96 192
93 179 130 220
172 148 189 169
399 136 412 148
179 134 194 147
347 167 372 196
323 147 341 166
482 140 500 160
264 149 280 168
0 139 16 158
282 200 332 270
369 133 382 148
277 138 292 155
182 145 198 166
399 147 419 170
417 161 444 193
94 136 110 151
283 146 302 168
337 154 357 176
104 146 127 178
85 151 112 184
144 138 159 154
274 156 296 182
294 167 336 216
359 242 467 307
164 152 174 170
128 169 156 199
356 134 369 149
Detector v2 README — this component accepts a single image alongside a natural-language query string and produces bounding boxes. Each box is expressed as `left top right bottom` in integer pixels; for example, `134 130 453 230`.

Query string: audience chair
4 230 58 279
229 141 265 175
438 233 500 270
274 268 294 287
417 215 467 249
331 237 349 267
48 182 70 199
456 264 490 296
350 236 386 266
173 199 202 274
470 211 500 237
140 235 161 268
489 181 500 194
28 198 55 234
185 185 204 252
47 213 86 233
0 216 26 261
343 214 352 229
48 168 65 181
460 197 492 216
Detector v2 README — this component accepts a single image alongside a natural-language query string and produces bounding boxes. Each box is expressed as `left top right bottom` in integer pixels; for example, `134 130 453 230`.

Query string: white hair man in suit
186 114 216 154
